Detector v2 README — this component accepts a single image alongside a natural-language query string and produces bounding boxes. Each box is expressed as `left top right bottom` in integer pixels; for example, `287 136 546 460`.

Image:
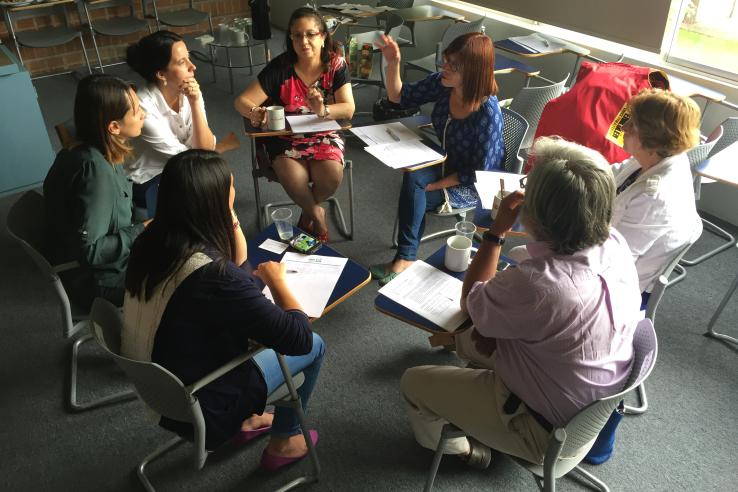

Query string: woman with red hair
371 32 505 285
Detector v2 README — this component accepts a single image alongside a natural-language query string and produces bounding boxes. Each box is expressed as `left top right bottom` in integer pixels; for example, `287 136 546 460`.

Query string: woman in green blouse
43 74 149 309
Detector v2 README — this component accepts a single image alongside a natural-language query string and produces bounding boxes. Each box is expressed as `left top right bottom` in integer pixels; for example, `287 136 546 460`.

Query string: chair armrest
187 344 266 393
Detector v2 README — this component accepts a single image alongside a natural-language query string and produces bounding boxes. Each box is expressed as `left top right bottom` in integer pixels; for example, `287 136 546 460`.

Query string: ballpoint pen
386 128 400 142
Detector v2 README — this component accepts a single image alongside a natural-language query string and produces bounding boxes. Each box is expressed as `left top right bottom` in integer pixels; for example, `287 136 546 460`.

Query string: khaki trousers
400 330 551 464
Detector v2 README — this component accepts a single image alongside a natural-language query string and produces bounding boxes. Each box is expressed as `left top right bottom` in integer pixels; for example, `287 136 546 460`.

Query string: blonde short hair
628 88 701 158
523 137 615 255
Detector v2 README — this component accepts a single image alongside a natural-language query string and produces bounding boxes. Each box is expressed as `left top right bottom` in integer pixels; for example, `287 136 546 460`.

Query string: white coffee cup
444 236 478 273
266 105 285 131
490 190 512 220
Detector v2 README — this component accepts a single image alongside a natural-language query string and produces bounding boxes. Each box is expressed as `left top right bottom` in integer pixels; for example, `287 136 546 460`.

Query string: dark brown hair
74 74 135 164
126 30 184 84
443 32 498 107
126 150 236 302
284 7 335 72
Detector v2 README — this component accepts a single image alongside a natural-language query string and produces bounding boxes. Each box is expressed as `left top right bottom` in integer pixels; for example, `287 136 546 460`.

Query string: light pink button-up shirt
466 229 642 427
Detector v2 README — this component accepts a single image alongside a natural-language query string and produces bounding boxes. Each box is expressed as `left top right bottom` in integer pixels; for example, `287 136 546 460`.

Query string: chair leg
623 382 648 415
705 270 738 345
272 354 320 491
69 332 137 412
680 217 735 266
569 465 610 492
78 34 92 74
424 424 466 492
391 211 399 248
137 436 187 492
208 15 216 82
88 27 104 73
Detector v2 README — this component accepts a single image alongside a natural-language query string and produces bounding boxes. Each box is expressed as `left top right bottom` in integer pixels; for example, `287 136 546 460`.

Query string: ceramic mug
266 105 285 131
444 235 478 272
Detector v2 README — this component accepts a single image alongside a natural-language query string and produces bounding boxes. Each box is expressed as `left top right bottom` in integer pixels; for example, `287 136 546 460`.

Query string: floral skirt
263 131 345 164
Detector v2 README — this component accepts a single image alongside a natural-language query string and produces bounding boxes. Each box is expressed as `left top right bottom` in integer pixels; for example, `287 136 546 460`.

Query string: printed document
508 34 565 54
286 114 341 133
365 139 444 169
474 170 525 209
262 252 347 318
378 261 468 332
350 122 421 146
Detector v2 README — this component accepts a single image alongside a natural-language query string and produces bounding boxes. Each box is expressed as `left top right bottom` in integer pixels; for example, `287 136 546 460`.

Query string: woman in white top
126 31 240 215
613 88 702 304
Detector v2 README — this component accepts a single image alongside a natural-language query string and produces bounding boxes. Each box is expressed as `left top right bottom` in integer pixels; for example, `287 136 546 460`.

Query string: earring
163 79 167 87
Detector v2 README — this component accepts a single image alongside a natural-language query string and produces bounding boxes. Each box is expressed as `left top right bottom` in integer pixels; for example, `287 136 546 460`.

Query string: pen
287 269 299 274
386 128 400 142
542 39 550 48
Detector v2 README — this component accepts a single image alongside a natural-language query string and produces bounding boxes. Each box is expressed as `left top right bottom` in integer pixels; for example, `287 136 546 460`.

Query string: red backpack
527 62 669 170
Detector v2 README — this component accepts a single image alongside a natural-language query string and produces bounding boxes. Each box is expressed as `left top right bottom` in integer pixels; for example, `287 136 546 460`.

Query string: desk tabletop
669 75 726 103
393 5 465 22
242 117 352 138
495 37 590 58
495 53 540 78
695 141 738 187
374 245 471 334
247 224 371 317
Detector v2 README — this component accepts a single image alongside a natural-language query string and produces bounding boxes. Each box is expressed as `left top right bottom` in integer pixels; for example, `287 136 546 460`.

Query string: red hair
443 32 498 107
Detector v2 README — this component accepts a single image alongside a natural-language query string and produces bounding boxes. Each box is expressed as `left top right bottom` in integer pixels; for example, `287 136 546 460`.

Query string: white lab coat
611 153 702 292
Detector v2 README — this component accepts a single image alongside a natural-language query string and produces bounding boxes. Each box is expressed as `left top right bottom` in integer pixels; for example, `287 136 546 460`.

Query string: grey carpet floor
1 33 737 492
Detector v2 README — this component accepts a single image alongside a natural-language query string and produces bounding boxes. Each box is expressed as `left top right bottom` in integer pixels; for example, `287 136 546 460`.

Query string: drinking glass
271 208 293 240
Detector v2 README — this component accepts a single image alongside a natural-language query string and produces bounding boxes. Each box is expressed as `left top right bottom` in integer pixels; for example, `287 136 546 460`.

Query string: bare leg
307 159 343 236
271 156 322 226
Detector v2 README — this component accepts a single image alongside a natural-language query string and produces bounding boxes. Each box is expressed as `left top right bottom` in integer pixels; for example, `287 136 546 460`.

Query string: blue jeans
253 332 326 437
396 166 445 261
132 174 161 219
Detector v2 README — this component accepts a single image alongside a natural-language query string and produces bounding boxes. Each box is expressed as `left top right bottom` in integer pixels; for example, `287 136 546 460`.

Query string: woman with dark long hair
126 30 240 216
122 149 323 469
235 7 355 242
371 32 505 285
43 74 148 309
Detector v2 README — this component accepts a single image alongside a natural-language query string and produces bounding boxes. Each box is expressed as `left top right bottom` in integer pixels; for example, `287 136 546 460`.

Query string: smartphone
289 232 322 254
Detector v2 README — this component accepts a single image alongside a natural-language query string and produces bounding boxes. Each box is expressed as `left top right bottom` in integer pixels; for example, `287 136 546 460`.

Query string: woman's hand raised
374 34 401 65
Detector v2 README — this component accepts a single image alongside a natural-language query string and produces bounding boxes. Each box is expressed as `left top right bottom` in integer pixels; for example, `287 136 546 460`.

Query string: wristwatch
482 230 506 246
321 105 331 118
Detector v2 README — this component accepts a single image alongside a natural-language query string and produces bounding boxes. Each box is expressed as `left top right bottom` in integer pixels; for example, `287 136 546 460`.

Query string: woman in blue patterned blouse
371 32 505 285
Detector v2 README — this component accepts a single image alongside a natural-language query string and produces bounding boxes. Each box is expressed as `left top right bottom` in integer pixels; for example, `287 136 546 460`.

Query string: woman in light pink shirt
400 137 642 468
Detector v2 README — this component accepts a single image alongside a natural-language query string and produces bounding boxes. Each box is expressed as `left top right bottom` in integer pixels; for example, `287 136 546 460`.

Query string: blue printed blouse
400 72 505 208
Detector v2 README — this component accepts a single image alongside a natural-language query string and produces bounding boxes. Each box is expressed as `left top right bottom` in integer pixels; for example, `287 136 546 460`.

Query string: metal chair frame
79 0 151 72
682 125 735 265
89 298 319 491
7 191 136 412
2 0 92 78
508 74 569 152
705 242 738 346
424 318 658 492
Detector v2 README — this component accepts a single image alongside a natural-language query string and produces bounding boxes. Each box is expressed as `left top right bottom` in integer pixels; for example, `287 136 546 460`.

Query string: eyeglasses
519 175 527 189
440 57 460 73
289 30 323 41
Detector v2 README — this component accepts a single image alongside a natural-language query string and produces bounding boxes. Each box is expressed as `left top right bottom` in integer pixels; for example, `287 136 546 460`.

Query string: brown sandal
460 437 492 470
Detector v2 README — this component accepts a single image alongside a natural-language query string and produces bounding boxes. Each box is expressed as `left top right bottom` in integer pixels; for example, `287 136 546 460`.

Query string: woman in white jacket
612 88 702 305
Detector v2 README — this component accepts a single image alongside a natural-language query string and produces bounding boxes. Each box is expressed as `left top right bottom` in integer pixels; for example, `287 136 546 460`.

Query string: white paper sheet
474 170 526 210
350 122 421 146
508 34 566 54
259 238 289 254
378 261 468 332
365 140 444 169
286 114 341 134
262 252 347 318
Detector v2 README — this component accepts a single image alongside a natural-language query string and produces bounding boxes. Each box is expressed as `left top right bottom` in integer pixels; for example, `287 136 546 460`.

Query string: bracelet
250 106 259 113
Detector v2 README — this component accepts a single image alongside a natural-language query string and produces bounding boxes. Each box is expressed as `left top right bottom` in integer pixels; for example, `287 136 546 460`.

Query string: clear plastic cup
455 221 476 239
271 208 293 240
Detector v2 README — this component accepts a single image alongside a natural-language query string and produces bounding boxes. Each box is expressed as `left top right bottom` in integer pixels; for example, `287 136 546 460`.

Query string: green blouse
43 145 145 302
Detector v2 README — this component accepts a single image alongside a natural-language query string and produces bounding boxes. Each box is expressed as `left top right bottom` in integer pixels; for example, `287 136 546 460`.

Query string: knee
310 332 326 360
400 366 432 401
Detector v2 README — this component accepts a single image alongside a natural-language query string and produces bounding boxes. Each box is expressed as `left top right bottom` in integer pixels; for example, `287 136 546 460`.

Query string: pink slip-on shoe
260 429 319 471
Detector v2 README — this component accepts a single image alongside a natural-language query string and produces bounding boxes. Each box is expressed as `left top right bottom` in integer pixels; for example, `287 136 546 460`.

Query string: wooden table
696 141 738 345
247 224 370 318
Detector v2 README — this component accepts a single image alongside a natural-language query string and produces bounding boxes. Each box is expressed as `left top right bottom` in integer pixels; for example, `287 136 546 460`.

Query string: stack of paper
508 34 565 54
352 122 444 169
286 114 341 133
378 261 468 332
474 170 525 210
262 252 347 318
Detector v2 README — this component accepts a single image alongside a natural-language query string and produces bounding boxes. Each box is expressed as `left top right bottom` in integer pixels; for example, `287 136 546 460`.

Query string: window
666 0 738 81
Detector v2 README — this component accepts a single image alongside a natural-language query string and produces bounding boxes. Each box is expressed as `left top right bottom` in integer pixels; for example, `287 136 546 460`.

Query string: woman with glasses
235 7 355 243
43 74 149 310
125 31 241 217
370 32 505 285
